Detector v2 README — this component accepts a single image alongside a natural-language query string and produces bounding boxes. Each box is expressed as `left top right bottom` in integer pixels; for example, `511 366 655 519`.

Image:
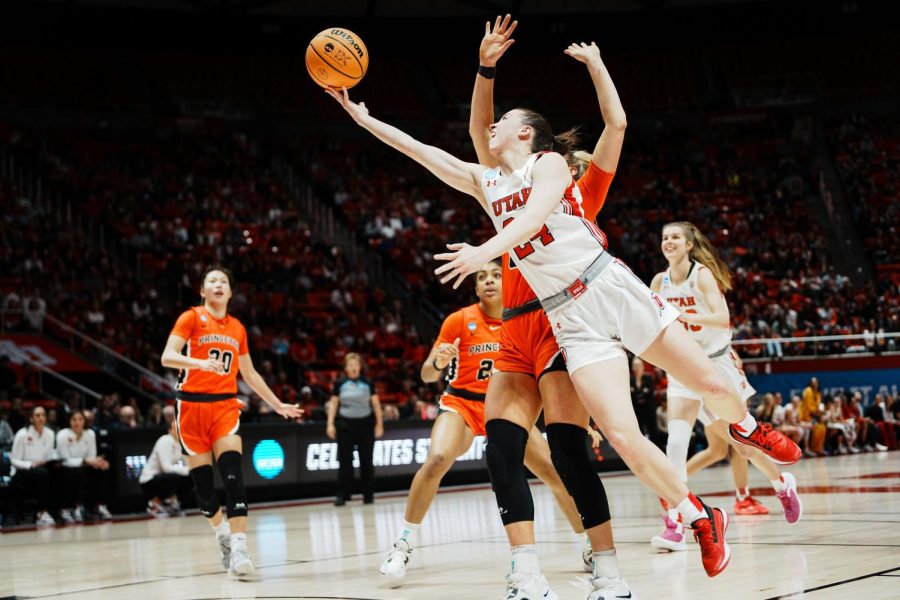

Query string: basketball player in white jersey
325 81 801 586
649 222 803 551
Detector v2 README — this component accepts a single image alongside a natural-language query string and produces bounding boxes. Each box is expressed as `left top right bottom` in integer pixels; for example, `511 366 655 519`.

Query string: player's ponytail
666 221 734 293
517 108 580 158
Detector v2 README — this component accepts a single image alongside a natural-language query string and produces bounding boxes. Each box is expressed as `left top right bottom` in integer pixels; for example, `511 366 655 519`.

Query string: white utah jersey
658 261 732 353
481 153 607 299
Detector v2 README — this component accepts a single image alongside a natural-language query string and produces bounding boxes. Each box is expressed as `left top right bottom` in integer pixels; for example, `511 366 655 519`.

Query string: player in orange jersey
379 259 594 581
466 19 631 600
160 266 302 576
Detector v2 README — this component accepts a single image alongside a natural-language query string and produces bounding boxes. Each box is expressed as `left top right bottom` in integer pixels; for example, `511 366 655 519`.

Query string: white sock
736 487 749 502
666 508 682 529
592 548 620 580
510 545 540 575
771 476 786 493
666 420 693 483
213 520 231 539
398 520 420 547
675 494 705 525
735 413 758 436
231 532 247 550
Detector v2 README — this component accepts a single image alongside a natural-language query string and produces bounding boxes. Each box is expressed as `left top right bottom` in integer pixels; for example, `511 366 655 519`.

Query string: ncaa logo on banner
253 439 285 479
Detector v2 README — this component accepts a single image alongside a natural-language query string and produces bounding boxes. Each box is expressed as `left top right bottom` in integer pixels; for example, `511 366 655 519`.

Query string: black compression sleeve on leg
485 419 533 526
189 464 220 518
546 423 611 529
218 451 248 518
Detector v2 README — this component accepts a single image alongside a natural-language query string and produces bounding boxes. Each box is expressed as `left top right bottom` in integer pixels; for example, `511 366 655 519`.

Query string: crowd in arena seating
829 114 900 277
308 115 899 358
1 127 438 416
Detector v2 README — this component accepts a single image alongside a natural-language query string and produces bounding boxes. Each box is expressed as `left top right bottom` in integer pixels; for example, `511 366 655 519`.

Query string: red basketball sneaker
691 504 731 577
729 422 802 465
734 496 769 515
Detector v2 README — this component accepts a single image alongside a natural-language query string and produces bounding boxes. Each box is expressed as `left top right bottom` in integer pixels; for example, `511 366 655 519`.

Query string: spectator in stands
23 295 46 331
822 397 851 455
800 377 823 422
10 406 56 526
138 419 192 517
866 394 896 450
383 404 400 421
162 404 176 427
327 353 383 506
46 408 60 431
779 395 807 451
117 405 138 429
7 396 27 433
0 355 18 399
56 410 112 523
145 402 164 427
843 392 873 451
0 407 14 451
94 394 119 430
755 393 779 423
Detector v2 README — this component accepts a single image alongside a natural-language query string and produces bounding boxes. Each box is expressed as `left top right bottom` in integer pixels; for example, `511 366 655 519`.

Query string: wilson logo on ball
306 27 369 89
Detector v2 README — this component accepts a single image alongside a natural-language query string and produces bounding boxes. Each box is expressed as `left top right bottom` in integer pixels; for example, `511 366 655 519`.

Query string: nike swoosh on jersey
489 325 501 330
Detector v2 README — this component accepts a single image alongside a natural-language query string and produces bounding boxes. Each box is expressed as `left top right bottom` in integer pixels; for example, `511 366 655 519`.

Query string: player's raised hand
198 357 226 374
434 242 488 289
480 14 518 67
434 337 461 369
564 42 602 66
325 87 370 123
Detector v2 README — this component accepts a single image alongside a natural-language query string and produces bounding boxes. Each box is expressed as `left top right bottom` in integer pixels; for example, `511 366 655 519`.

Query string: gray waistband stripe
540 252 614 312
707 345 731 359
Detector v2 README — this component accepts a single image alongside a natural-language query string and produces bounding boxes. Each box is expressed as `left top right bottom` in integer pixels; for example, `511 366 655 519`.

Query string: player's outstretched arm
434 153 570 288
326 87 486 208
238 353 303 419
565 42 626 173
469 14 517 167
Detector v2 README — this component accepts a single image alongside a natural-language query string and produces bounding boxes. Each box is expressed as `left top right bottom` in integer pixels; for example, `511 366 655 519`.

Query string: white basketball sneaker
582 537 593 573
36 511 55 527
59 509 75 524
229 546 255 576
379 539 412 579
217 535 232 570
504 572 558 600
588 576 635 600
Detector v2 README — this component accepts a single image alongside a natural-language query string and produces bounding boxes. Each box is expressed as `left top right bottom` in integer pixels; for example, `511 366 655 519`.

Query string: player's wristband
432 358 445 371
478 65 496 79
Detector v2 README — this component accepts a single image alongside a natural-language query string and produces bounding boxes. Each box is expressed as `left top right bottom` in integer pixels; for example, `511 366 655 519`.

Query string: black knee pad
485 419 533 526
546 423 611 529
189 464 220 518
218 451 248 518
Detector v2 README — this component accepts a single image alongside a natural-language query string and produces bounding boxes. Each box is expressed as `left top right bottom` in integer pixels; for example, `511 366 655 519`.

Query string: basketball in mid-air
306 28 369 89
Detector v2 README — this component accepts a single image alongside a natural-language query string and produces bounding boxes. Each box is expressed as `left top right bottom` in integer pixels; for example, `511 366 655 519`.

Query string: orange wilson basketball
306 28 369 89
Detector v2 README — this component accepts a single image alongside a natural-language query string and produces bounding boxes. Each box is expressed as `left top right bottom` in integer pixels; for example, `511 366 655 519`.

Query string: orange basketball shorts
439 394 486 436
494 309 564 380
176 398 241 455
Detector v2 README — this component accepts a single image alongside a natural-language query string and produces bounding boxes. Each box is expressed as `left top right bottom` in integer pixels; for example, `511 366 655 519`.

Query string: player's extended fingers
453 337 461 348
485 20 491 36
499 14 511 33
433 260 457 276
445 242 465 251
504 19 518 39
452 272 469 289
439 265 463 284
493 15 502 33
500 40 515 54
